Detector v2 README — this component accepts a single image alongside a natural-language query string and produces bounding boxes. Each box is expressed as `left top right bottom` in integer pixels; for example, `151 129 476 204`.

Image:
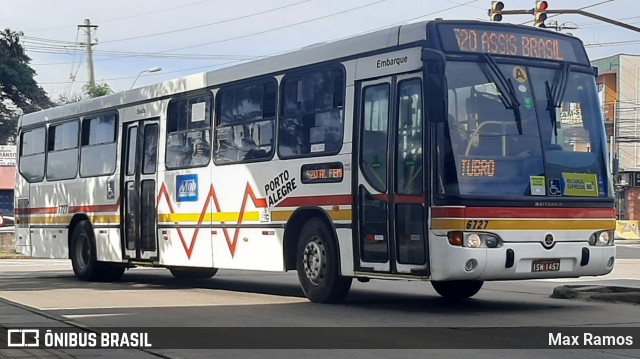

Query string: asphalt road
616 241 640 259
0 257 639 358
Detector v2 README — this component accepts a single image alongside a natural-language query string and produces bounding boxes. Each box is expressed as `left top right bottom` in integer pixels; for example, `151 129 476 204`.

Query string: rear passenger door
354 73 428 275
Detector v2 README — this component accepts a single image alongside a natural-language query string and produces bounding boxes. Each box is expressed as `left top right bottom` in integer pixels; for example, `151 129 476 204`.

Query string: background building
593 54 640 220
0 145 16 215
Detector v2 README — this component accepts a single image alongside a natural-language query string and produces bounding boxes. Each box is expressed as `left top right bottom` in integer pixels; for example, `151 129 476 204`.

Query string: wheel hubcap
303 238 326 285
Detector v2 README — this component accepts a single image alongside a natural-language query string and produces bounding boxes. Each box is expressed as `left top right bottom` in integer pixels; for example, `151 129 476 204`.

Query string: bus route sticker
513 66 528 83
530 176 546 196
260 208 271 223
562 173 598 197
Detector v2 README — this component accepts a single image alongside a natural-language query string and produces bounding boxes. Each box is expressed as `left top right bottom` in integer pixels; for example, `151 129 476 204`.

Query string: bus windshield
438 58 610 199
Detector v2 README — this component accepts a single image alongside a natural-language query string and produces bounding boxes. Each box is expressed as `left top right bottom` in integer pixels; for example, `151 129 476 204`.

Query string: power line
97 0 214 24
36 0 482 87
30 0 393 66
19 0 217 34
161 0 391 53
577 15 640 28
100 0 314 44
585 39 640 47
63 28 83 99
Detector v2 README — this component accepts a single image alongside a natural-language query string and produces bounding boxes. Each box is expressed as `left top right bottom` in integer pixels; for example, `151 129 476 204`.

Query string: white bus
15 20 616 303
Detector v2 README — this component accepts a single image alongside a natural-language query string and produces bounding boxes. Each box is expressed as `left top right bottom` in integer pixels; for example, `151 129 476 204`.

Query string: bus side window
362 130 387 190
190 139 210 166
165 94 212 169
166 145 188 168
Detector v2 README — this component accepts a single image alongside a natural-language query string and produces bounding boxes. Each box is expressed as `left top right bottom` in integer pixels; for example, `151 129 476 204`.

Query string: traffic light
489 1 504 21
534 0 548 28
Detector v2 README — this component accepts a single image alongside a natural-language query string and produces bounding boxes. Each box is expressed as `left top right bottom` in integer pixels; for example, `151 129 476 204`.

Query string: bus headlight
589 230 614 246
588 233 597 246
448 232 502 248
485 236 499 248
465 233 482 248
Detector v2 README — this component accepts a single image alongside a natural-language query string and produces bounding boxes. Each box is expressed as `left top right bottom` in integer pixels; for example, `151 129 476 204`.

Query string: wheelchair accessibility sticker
548 178 562 196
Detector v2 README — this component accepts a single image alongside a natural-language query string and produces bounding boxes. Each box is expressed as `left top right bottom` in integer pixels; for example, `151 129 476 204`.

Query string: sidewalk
0 299 162 358
547 239 640 304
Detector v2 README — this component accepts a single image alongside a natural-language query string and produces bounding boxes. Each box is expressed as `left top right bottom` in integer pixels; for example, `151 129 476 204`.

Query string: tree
84 82 113 98
0 29 53 144
55 82 113 105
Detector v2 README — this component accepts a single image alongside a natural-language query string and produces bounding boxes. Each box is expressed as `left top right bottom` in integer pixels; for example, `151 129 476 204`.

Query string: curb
552 285 640 305
616 239 640 244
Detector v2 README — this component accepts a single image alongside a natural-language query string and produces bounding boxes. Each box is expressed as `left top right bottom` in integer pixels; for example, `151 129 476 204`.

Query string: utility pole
78 19 98 89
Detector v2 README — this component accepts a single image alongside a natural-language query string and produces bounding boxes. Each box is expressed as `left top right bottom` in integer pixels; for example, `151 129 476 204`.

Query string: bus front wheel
431 280 484 300
296 218 352 303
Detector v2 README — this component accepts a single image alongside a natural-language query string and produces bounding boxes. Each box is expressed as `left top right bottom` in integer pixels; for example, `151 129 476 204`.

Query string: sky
2 0 639 99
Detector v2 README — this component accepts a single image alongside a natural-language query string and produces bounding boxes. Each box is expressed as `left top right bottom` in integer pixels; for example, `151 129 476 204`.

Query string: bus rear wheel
296 218 352 303
431 280 484 300
70 220 125 282
169 267 218 279
71 221 97 281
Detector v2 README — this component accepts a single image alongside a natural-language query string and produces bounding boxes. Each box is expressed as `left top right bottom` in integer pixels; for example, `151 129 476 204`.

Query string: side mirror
592 66 599 77
422 49 447 122
422 49 446 75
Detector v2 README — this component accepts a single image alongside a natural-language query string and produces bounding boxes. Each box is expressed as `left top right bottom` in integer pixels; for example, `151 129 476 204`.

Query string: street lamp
130 66 162 89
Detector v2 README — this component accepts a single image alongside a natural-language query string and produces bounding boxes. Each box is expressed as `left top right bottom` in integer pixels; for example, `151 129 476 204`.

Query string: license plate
531 259 560 272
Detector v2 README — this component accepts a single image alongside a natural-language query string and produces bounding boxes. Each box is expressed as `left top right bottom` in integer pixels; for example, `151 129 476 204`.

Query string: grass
0 249 27 259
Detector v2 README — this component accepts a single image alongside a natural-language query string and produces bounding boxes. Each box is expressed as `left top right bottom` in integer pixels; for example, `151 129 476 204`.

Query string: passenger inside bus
362 130 387 189
143 135 158 174
323 124 343 152
465 91 516 156
167 144 189 168
190 139 210 165
242 137 268 160
447 113 467 154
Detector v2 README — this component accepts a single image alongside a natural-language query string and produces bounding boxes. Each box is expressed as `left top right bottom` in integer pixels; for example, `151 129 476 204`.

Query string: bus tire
169 267 218 279
70 220 99 281
296 218 352 303
431 280 484 300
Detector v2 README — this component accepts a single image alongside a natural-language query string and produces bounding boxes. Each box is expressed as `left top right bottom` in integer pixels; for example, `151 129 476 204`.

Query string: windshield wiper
545 62 570 138
481 54 522 135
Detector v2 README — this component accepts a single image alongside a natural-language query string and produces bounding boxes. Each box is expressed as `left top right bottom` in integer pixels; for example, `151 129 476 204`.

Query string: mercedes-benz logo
543 234 555 249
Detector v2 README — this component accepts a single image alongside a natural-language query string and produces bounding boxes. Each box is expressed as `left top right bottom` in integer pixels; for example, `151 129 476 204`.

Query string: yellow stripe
214 212 259 222
329 210 352 221
271 210 294 222
271 210 352 222
89 215 120 224
27 215 120 225
431 218 616 231
158 212 260 223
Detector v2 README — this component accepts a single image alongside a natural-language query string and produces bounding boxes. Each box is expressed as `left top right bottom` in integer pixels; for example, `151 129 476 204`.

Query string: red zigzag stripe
157 182 267 259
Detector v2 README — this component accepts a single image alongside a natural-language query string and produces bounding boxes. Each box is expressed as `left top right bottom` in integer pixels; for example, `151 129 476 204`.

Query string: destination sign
301 162 344 184
436 23 588 64
460 159 496 177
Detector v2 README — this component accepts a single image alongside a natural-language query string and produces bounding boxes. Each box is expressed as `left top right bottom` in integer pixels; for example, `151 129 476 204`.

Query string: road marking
64 313 130 319
0 288 306 311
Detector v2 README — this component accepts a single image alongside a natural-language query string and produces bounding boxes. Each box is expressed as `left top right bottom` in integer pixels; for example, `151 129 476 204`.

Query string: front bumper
429 236 616 281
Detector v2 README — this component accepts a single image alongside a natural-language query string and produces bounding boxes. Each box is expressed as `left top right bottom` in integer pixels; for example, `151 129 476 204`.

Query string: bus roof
20 19 585 127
